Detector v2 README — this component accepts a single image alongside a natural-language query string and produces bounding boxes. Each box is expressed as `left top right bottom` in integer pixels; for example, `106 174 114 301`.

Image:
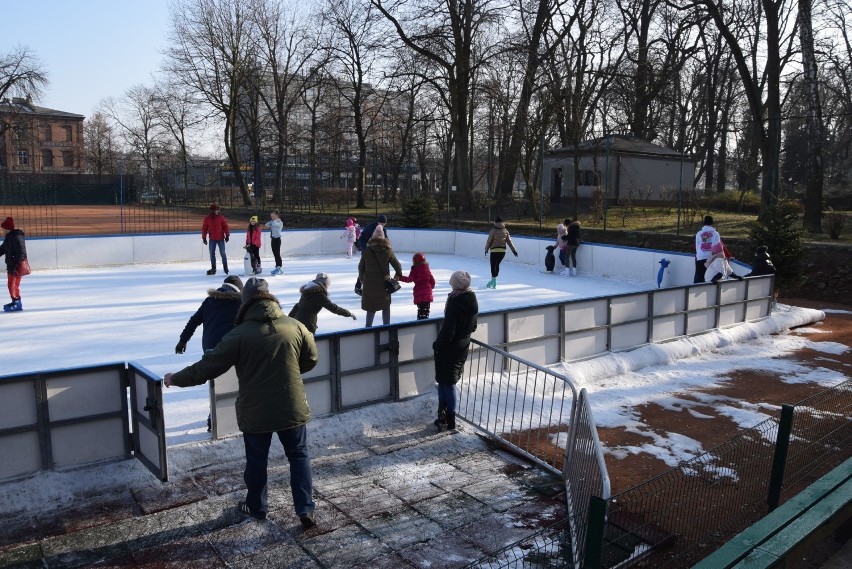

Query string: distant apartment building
0 96 85 174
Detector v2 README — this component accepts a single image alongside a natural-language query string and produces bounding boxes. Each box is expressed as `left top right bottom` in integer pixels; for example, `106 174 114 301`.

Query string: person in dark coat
358 225 402 327
432 271 479 431
176 275 244 354
164 278 319 528
398 252 436 320
0 217 27 312
356 214 388 252
563 218 582 276
201 203 231 275
289 272 357 334
744 246 777 278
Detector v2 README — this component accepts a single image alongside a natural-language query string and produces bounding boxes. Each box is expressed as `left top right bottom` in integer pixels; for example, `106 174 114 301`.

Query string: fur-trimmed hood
208 285 242 301
366 236 393 251
298 280 327 295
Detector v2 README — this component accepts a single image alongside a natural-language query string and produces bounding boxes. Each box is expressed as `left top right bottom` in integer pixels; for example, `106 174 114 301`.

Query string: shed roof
546 134 687 159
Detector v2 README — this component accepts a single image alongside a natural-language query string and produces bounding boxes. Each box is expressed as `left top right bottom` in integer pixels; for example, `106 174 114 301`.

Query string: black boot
207 266 216 276
434 403 447 431
445 412 456 430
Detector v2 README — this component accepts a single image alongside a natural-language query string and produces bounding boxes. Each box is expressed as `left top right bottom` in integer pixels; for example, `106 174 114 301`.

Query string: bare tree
83 111 119 175
167 0 256 206
798 0 824 233
0 46 49 138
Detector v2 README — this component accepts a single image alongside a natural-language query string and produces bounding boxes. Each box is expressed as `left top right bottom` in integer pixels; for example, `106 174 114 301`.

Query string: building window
578 170 600 186
44 125 53 141
63 125 73 141
17 151 29 165
62 151 74 167
42 150 54 167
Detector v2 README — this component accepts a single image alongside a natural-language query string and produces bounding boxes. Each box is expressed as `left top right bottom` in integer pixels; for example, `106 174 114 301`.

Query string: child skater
0 217 28 312
265 210 283 275
398 252 436 320
245 215 262 275
340 218 357 258
704 241 744 283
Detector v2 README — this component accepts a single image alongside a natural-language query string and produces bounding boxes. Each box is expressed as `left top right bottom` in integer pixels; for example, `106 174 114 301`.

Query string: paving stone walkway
0 409 570 568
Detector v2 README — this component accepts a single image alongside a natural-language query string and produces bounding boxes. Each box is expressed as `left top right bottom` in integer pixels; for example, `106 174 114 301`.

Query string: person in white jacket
694 215 720 283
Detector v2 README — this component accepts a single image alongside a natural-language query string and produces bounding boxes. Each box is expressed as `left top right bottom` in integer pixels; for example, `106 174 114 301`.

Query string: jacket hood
209 286 242 301
298 280 327 295
235 294 282 325
493 221 506 230
366 236 392 251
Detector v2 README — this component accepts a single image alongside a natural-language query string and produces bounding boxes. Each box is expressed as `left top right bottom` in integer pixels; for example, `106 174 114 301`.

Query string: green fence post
768 404 795 511
583 495 608 569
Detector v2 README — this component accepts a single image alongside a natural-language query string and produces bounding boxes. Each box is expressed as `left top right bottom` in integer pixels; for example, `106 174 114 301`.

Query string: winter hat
372 225 385 239
250 215 258 223
314 272 330 288
449 270 472 290
345 218 354 227
210 203 220 211
494 216 503 223
1 217 14 231
413 252 426 264
377 214 388 224
241 277 269 304
223 275 244 292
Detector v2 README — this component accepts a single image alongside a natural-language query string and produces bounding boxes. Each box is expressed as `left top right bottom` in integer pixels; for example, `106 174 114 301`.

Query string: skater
245 216 262 275
704 241 744 283
289 272 357 335
358 225 402 327
432 271 478 431
340 218 357 258
563 217 581 276
265 210 283 275
164 277 319 529
357 214 388 251
398 252 436 320
483 216 518 289
555 220 568 269
202 203 231 275
744 246 776 278
694 215 720 283
0 217 28 312
175 275 244 432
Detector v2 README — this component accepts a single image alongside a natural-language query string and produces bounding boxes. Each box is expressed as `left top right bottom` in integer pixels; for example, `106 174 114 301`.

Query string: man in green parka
164 277 319 528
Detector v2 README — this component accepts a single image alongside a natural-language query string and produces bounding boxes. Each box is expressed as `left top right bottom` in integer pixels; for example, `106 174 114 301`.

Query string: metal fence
581 378 852 569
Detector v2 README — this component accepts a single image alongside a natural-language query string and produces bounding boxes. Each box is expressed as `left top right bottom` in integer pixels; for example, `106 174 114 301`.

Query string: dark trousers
416 302 431 320
271 237 282 267
243 426 314 518
694 259 707 283
248 245 261 271
489 251 506 278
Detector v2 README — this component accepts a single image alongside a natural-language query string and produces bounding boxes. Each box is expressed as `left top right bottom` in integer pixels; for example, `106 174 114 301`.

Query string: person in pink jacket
398 252 436 320
245 216 262 275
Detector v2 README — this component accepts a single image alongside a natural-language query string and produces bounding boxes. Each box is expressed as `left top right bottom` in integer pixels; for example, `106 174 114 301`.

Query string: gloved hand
225 235 229 242
484 251 488 256
203 239 208 245
175 341 187 354
351 315 357 320
513 250 518 257
244 245 250 251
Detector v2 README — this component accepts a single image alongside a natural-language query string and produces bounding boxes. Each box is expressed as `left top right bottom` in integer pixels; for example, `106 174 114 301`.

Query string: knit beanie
345 218 354 227
495 216 503 223
449 271 472 290
372 225 385 239
413 252 426 264
377 214 388 224
1 217 14 231
241 277 269 303
223 275 244 292
250 215 258 223
314 272 330 288
210 203 219 211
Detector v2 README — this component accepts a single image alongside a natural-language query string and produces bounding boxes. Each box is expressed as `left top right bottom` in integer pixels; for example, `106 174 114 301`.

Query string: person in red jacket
202 203 231 275
398 252 436 320
245 215 262 274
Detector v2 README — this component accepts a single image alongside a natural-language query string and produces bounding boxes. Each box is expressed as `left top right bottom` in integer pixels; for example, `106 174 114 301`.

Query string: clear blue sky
5 0 172 118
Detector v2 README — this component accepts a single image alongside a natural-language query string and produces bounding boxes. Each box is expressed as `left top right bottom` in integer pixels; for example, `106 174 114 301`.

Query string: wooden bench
692 455 852 569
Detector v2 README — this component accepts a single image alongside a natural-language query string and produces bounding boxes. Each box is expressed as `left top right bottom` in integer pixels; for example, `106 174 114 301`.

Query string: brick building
0 96 85 174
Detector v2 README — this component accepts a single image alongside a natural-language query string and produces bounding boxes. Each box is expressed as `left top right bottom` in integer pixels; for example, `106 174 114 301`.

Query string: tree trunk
798 0 824 233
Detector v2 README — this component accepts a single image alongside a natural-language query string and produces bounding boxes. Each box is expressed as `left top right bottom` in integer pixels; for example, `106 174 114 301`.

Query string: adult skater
0 217 28 312
288 272 357 335
265 210 283 275
164 277 319 528
356 214 388 251
358 225 402 327
433 271 479 431
694 215 720 283
564 217 581 276
483 216 518 289
202 203 231 275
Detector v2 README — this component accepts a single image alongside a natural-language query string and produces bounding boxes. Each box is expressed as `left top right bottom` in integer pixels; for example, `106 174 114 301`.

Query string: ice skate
486 278 496 289
3 299 22 312
206 267 216 276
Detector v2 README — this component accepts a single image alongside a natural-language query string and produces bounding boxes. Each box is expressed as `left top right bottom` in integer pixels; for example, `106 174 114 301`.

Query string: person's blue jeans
437 383 457 414
208 239 227 269
242 425 314 518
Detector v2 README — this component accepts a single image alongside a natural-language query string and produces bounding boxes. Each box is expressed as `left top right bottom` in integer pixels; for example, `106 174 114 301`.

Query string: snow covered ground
2 253 844 462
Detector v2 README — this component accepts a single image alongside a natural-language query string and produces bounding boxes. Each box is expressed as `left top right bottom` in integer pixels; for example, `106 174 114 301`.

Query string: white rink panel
213 395 239 439
592 245 654 281
472 314 506 347
747 276 773 298
415 230 456 255
687 309 717 335
565 299 608 331
0 381 37 429
610 294 649 325
719 281 746 304
746 300 770 320
50 418 126 467
510 337 560 366
653 289 685 316
305 379 333 416
651 314 686 342
339 333 379 371
688 286 715 310
23 239 59 270
341 371 392 407
611 321 649 351
46 370 124 421
398 360 436 398
507 306 559 343
719 304 745 327
0 432 41 481
56 236 134 268
304 340 331 379
397 324 439 360
565 329 608 360
132 234 204 264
